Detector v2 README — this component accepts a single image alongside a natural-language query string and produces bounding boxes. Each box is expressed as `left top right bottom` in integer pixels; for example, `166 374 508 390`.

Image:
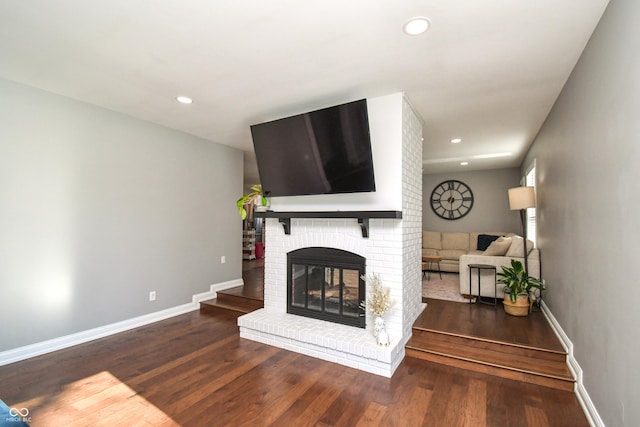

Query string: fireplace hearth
237 213 418 377
287 247 365 328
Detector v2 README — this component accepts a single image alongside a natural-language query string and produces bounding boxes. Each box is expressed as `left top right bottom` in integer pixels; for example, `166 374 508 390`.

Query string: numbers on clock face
430 180 474 220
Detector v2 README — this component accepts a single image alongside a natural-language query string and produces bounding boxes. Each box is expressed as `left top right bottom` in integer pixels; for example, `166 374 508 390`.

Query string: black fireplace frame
287 247 366 328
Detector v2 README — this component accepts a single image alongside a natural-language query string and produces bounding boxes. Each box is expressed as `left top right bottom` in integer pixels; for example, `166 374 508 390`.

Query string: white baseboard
540 300 604 427
0 278 243 367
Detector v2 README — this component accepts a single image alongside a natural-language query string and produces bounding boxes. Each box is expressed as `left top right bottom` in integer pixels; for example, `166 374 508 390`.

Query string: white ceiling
0 1 609 183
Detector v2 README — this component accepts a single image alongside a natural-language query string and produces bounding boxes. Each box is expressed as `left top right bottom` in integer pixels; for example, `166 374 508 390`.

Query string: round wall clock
430 180 474 220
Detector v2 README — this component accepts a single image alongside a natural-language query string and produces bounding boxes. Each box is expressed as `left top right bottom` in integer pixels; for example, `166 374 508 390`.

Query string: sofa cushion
423 231 442 249
438 249 467 261
442 233 470 251
505 235 534 257
483 236 512 256
477 234 500 251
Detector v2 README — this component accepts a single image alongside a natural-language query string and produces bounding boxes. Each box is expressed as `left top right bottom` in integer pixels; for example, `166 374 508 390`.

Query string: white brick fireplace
239 216 408 376
238 93 423 377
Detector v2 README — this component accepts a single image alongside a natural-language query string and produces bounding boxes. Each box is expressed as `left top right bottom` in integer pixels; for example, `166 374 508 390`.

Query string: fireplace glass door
288 248 365 328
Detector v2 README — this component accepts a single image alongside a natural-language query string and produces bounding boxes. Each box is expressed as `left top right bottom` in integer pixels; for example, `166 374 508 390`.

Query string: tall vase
374 316 390 347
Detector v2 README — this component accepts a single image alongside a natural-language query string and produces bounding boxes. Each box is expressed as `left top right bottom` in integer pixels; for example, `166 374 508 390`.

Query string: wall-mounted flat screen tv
251 99 375 197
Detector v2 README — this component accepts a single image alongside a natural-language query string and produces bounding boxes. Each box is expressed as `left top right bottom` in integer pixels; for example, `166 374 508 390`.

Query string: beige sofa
422 231 506 273
422 230 541 299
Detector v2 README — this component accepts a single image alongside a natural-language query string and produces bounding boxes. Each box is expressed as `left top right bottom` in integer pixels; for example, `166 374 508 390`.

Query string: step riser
200 302 252 314
200 303 247 315
408 339 570 378
412 328 566 362
406 348 575 392
406 337 571 379
408 324 574 391
217 294 264 311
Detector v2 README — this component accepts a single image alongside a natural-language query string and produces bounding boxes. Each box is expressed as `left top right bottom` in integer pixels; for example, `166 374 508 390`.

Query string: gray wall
0 78 243 352
523 0 638 424
423 168 522 234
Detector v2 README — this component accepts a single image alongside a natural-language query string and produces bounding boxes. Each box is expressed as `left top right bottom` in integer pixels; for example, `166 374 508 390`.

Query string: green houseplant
236 184 268 220
496 259 546 316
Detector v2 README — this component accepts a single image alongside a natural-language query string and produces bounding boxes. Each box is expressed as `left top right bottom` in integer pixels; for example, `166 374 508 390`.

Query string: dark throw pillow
477 234 500 251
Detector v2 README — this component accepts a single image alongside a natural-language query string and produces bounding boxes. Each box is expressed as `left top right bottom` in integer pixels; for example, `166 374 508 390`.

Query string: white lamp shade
508 186 536 210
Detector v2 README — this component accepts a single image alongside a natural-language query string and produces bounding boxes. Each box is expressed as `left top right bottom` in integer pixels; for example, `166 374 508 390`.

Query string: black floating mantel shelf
254 210 403 238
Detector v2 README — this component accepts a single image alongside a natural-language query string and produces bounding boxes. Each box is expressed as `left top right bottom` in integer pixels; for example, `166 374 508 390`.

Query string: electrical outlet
149 291 156 301
221 255 226 264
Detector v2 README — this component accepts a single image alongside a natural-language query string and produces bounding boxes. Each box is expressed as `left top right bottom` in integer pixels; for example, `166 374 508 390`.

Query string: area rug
422 272 473 303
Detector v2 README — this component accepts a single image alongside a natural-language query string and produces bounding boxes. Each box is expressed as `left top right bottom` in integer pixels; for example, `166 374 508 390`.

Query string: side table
468 264 497 305
422 255 443 280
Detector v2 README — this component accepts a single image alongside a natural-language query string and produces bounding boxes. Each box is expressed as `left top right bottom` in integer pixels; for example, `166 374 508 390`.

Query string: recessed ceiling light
460 162 469 166
403 17 431 36
176 96 193 104
450 138 462 144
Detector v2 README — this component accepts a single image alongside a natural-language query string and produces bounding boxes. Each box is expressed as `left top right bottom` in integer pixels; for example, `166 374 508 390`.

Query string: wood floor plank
380 384 432 427
435 382 469 427
525 404 550 427
463 379 487 427
269 365 358 427
355 401 387 426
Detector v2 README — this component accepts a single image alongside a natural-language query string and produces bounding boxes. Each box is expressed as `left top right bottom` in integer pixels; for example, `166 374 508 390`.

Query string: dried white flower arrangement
359 273 394 317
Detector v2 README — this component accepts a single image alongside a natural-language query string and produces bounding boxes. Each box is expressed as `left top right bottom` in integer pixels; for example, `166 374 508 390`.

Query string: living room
1 1 638 426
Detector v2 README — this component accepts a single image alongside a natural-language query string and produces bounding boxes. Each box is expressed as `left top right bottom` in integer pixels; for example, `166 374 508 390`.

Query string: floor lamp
508 186 536 276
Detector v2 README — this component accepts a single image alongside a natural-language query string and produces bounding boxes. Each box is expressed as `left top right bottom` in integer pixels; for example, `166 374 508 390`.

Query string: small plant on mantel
497 259 546 316
236 184 267 220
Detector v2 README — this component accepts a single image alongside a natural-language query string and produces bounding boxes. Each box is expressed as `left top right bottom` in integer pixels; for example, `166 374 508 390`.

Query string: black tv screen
251 99 376 197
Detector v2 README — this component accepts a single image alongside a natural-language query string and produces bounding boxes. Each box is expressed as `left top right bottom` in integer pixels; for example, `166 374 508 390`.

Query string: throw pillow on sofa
483 236 512 256
477 234 500 251
505 235 534 257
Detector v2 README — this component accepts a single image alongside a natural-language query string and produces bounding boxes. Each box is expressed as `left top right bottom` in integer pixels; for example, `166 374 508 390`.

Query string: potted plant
496 259 546 316
236 184 268 220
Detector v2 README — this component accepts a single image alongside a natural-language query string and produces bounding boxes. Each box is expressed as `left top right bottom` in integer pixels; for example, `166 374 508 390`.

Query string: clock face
430 180 474 220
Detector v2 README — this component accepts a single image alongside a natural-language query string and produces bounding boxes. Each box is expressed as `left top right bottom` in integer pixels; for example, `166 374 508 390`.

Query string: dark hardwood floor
418 296 563 350
0 260 589 426
240 257 264 297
